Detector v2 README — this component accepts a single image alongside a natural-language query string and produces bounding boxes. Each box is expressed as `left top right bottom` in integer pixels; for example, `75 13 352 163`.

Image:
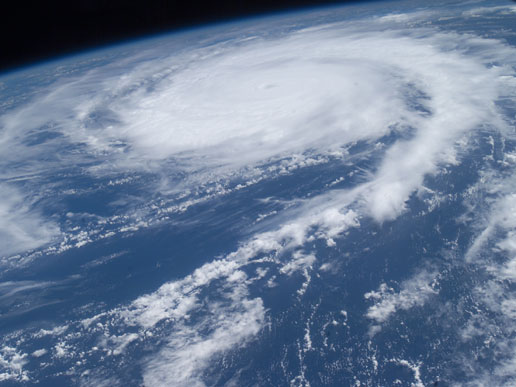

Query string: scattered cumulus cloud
364 271 439 326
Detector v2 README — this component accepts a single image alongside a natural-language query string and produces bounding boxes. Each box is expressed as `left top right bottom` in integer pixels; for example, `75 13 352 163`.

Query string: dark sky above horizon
0 0 381 73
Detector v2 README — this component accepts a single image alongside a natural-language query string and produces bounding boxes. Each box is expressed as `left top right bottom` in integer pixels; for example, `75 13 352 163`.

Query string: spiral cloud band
1 1 516 386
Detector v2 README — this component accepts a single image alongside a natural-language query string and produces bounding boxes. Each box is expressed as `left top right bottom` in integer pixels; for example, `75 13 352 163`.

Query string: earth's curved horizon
1 0 516 385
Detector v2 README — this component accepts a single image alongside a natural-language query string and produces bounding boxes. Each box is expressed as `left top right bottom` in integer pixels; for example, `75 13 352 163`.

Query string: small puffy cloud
280 251 316 276
364 271 439 325
31 349 47 358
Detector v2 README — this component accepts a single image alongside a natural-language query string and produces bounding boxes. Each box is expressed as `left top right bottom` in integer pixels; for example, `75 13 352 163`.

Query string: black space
0 0 379 73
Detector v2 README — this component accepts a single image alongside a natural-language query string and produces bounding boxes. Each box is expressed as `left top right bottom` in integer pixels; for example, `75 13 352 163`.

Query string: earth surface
1 0 516 385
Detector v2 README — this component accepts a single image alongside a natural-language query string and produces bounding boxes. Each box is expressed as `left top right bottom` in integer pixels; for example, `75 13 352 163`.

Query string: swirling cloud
1 2 516 385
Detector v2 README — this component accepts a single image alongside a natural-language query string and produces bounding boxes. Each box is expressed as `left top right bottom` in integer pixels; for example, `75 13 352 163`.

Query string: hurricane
1 1 516 386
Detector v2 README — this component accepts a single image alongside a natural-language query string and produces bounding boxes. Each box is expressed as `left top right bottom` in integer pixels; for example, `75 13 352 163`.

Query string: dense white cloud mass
1 0 516 385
